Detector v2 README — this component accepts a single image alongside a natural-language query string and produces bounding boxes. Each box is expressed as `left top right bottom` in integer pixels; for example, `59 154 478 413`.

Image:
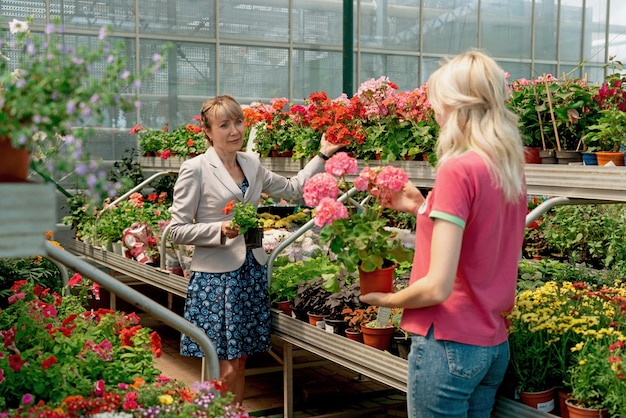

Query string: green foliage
270 254 341 301
583 107 626 152
108 148 145 193
320 207 414 273
0 258 63 306
229 201 260 235
541 204 626 272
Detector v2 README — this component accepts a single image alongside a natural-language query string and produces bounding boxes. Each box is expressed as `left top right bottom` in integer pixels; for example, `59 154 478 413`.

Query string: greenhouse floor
142 313 408 417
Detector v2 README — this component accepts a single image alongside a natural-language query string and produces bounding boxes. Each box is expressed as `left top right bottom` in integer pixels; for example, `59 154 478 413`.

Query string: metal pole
343 0 354 95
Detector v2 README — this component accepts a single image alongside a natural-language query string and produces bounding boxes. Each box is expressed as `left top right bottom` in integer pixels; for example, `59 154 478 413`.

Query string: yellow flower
159 394 174 405
578 359 587 365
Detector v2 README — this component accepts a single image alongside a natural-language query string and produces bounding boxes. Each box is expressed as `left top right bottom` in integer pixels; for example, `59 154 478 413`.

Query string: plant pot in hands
244 227 263 248
358 264 395 296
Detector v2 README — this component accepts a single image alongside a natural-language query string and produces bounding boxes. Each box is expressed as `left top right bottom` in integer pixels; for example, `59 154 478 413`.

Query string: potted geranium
302 152 414 294
222 200 262 248
0 17 168 200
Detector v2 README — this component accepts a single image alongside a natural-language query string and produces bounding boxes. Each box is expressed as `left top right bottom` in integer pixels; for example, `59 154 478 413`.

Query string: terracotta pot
361 324 395 350
275 300 293 316
358 264 395 296
565 399 608 418
595 151 625 166
558 389 573 418
524 147 541 164
518 387 556 413
307 312 327 327
0 137 30 182
345 329 364 343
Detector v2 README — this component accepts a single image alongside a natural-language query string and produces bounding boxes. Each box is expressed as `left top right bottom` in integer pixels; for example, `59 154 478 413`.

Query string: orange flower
222 199 235 215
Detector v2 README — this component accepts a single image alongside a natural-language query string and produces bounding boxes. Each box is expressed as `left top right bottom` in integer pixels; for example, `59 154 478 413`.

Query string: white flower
9 18 29 34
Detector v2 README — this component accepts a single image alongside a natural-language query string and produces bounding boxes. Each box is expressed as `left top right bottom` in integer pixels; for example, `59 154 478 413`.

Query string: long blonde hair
428 50 525 202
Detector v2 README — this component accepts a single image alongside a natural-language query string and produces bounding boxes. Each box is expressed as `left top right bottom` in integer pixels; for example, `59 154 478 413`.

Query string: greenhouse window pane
138 0 214 37
1 0 46 24
480 0 531 59
220 1 289 43
359 0 420 51
293 49 344 99
533 0 558 60
51 0 136 32
220 46 289 103
560 0 584 62
422 0 478 54
359 54 419 90
293 1 342 46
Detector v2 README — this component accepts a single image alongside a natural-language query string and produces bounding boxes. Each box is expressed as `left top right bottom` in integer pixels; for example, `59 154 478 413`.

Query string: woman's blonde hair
199 95 245 144
427 50 525 202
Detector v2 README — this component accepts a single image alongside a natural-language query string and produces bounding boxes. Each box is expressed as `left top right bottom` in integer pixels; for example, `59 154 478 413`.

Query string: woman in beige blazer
169 95 341 404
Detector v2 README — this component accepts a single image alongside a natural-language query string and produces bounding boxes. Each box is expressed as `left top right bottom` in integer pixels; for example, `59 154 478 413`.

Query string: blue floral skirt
180 250 271 360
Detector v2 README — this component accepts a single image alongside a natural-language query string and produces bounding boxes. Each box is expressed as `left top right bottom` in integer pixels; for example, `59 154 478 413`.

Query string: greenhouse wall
1 0 624 162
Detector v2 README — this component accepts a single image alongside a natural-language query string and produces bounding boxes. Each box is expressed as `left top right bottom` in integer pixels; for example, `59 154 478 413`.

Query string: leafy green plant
582 107 626 152
222 200 259 235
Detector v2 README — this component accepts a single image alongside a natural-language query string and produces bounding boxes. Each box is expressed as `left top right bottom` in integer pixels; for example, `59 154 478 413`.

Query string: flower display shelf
0 183 56 258
66 239 188 300
141 157 626 201
139 155 187 171
271 310 554 418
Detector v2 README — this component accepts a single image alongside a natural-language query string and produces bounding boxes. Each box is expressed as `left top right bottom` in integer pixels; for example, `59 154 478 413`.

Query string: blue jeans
406 326 509 418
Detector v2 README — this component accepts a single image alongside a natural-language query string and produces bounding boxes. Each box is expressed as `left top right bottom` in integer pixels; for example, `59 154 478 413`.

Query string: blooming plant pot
345 329 364 343
595 151 625 166
361 324 395 351
244 227 263 248
0 138 29 182
565 399 608 418
358 264 395 296
518 387 556 413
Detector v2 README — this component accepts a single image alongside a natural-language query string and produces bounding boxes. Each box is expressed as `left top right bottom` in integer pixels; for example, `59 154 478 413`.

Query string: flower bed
0 277 248 417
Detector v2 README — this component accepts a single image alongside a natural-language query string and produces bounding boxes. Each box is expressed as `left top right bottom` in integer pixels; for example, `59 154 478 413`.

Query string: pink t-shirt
400 151 527 346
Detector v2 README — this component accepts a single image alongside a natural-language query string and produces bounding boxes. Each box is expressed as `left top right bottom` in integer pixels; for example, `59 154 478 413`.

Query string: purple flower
90 94 100 104
75 163 88 175
21 393 33 406
44 23 54 35
152 53 162 62
16 79 26 88
121 70 131 80
66 101 77 114
98 26 108 40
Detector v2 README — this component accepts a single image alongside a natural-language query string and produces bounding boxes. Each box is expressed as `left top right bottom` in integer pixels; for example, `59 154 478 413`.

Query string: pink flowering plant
303 152 414 288
357 76 438 162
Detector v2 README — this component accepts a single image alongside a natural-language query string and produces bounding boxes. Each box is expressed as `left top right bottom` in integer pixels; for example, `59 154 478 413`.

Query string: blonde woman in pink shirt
361 50 527 418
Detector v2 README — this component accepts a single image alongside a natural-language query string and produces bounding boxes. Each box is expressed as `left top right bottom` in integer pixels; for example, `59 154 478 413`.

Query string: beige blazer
168 147 324 273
